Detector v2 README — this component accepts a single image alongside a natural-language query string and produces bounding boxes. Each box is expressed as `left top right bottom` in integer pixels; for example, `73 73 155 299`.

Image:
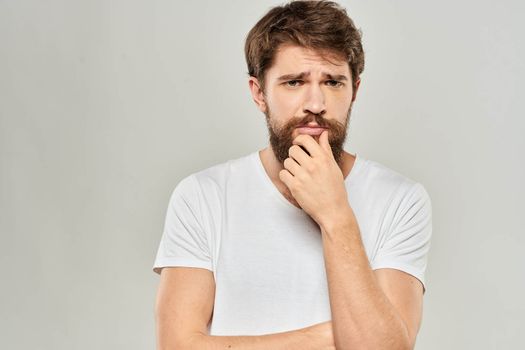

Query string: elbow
405 337 416 350
397 330 415 350
393 324 414 350
154 311 193 350
155 317 204 350
390 317 415 350
156 334 199 350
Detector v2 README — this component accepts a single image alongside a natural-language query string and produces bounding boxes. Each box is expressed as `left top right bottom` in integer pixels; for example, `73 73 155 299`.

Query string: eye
326 80 344 88
286 80 303 87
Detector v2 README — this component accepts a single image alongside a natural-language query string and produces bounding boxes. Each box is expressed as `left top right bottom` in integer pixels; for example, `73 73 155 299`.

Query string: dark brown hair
244 0 365 92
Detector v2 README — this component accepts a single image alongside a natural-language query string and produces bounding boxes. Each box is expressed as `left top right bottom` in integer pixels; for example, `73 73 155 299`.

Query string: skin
248 44 424 349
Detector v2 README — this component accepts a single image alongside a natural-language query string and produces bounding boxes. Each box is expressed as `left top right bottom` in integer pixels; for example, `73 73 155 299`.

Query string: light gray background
1 0 523 349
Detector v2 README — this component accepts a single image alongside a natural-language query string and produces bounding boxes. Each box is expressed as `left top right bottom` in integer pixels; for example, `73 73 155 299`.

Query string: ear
248 77 267 113
351 78 361 102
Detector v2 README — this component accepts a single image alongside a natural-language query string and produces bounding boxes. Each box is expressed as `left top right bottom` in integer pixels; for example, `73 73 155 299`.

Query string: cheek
270 91 302 115
328 94 352 114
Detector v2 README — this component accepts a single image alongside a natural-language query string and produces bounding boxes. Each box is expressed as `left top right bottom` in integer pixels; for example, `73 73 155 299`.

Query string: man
153 1 432 349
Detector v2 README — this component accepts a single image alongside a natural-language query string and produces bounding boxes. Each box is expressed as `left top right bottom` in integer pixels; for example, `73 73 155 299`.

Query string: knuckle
293 179 304 191
296 170 307 180
306 162 316 172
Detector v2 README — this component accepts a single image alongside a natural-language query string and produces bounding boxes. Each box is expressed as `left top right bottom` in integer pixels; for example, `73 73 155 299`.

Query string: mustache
291 113 346 131
293 113 330 128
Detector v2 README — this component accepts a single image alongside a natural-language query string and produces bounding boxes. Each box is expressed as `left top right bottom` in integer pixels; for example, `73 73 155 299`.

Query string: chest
216 205 327 291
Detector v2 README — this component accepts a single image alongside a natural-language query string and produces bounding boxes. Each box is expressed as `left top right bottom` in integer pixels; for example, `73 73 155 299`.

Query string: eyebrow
276 71 348 81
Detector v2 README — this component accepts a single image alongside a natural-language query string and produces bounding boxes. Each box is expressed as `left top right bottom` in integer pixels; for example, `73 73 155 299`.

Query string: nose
303 84 326 116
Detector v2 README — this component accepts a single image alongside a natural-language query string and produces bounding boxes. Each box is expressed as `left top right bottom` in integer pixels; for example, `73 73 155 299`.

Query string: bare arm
191 321 334 350
320 209 421 350
155 267 335 350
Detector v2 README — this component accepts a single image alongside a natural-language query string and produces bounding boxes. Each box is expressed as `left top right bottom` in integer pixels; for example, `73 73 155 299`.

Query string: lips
296 126 328 136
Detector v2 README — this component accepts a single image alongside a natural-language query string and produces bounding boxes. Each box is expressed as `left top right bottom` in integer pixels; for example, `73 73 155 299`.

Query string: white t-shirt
153 151 432 335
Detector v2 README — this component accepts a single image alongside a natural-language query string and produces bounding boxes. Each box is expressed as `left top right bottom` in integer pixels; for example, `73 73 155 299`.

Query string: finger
278 168 294 188
289 144 310 165
319 130 333 156
299 145 310 157
292 134 323 158
283 157 301 176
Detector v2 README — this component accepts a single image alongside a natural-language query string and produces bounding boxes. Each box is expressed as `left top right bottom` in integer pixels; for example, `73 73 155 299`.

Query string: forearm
186 322 332 350
320 208 410 350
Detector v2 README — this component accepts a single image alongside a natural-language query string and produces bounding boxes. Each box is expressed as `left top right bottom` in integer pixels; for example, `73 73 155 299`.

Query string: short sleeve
152 175 213 274
371 182 432 292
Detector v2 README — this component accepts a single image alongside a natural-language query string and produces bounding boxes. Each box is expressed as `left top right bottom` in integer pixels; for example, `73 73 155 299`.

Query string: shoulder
354 155 431 205
173 152 256 197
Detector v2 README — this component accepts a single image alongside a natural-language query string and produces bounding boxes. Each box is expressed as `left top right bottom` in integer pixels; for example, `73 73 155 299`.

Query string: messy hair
244 0 365 92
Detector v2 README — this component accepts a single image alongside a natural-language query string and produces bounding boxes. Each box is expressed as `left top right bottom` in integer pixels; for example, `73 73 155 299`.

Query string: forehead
267 44 350 77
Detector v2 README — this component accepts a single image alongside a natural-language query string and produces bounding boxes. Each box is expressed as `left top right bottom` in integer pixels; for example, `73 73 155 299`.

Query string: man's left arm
280 131 426 350
320 208 422 350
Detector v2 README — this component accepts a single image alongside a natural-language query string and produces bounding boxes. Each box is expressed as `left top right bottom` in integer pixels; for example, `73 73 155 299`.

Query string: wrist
319 204 355 234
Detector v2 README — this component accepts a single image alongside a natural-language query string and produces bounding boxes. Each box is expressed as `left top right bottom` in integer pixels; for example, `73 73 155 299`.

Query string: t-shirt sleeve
371 182 432 292
152 175 213 275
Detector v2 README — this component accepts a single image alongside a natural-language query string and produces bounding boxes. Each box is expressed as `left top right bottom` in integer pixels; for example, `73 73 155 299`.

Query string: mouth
295 126 328 136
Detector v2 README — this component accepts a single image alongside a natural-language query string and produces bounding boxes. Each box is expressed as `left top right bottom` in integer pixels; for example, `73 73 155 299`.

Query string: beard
264 106 352 166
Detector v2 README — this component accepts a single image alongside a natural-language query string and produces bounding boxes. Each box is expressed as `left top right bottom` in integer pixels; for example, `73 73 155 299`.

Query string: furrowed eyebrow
277 72 310 81
325 73 348 81
276 71 348 81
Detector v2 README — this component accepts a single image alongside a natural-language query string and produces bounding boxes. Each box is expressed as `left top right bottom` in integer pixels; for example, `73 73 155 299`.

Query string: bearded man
153 1 432 349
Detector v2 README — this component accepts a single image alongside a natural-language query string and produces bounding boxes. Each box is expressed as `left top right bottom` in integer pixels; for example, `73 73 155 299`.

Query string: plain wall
1 0 523 349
